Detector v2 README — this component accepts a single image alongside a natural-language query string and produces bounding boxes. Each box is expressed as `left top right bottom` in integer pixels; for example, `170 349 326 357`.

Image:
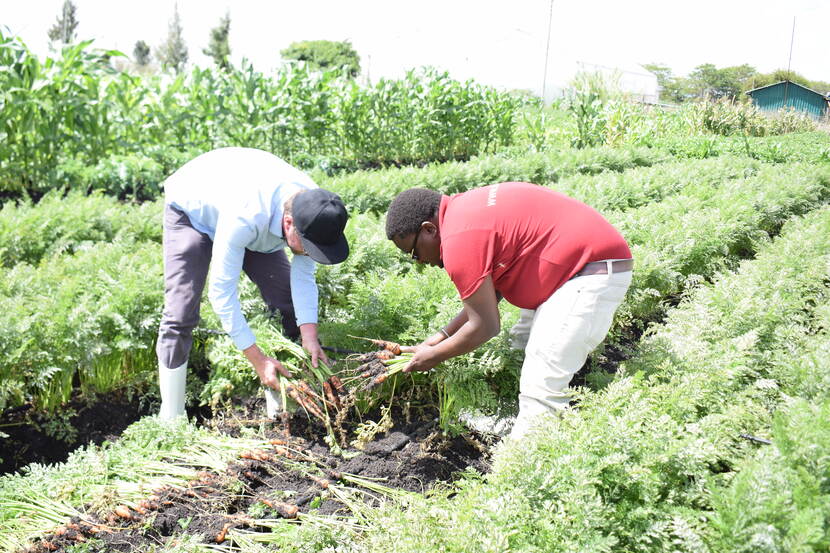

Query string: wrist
243 344 265 365
299 323 319 341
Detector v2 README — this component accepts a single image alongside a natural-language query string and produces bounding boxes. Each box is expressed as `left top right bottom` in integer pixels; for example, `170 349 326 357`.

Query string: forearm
423 310 469 346
421 317 498 366
243 343 266 366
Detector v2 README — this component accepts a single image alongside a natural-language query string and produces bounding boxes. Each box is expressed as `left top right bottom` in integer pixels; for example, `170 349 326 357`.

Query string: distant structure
746 80 830 119
572 61 660 104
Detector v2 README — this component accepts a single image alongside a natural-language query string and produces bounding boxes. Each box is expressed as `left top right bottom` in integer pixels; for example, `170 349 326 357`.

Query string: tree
280 40 361 77
687 63 757 100
133 40 151 67
643 63 689 103
47 0 79 45
156 4 188 74
203 12 231 71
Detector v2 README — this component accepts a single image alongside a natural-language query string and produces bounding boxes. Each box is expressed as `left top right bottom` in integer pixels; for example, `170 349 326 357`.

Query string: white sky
3 0 828 97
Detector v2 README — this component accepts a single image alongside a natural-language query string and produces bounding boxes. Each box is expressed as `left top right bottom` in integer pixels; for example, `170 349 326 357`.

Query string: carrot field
2 34 830 553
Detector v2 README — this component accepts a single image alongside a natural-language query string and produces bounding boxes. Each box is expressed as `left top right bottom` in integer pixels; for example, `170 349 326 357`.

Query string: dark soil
24 396 491 553
0 390 154 475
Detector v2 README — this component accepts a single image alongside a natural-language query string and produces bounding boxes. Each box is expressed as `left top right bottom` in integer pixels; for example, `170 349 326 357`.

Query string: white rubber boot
264 387 283 419
158 361 187 421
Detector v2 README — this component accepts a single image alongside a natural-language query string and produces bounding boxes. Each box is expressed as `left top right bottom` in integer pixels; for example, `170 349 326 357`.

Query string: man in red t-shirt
385 182 633 439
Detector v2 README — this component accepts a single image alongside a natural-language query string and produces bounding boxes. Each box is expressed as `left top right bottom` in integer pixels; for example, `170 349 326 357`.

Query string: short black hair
385 188 442 239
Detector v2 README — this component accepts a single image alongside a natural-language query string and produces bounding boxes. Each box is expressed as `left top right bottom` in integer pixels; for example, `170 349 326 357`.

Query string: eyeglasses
408 225 423 261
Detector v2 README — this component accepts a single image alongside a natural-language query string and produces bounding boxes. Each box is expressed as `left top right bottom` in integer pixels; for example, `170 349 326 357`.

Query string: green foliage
610 163 830 340
47 0 79 45
0 33 523 197
281 39 361 78
156 4 188 74
0 239 162 411
687 63 757 101
52 153 166 200
325 143 662 214
708 400 830 552
681 98 816 138
132 40 150 67
565 71 616 148
203 12 231 71
0 191 162 267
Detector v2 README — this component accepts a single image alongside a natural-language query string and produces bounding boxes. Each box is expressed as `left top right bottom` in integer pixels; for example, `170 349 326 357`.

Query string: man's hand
403 344 440 373
403 276 500 373
299 323 330 368
243 344 291 390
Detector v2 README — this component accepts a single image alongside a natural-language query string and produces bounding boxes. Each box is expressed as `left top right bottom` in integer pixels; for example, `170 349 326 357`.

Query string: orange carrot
322 380 341 410
216 522 232 543
114 505 132 520
308 475 330 489
367 372 389 389
272 445 294 458
261 498 299 519
285 384 325 421
295 379 317 398
328 375 346 395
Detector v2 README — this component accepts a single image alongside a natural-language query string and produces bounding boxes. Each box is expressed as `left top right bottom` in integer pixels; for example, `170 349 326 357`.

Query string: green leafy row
609 162 830 337
303 205 830 553
654 131 830 163
0 239 162 411
0 191 162 267
321 145 664 214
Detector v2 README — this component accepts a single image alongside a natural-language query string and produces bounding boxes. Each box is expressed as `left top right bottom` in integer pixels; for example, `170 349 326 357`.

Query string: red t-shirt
439 182 631 309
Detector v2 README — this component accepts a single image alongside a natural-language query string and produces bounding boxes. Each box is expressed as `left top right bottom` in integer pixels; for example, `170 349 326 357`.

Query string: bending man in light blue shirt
156 147 350 420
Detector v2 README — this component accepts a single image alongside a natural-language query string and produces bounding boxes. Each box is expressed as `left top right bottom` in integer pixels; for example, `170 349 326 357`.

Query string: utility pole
784 16 795 106
541 0 554 102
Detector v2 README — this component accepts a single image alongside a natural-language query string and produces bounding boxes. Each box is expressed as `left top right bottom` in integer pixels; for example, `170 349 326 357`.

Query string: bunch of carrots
276 374 346 424
345 336 413 391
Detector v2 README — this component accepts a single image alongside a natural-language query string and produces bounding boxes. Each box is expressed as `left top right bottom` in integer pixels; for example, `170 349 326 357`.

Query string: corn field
0 30 523 197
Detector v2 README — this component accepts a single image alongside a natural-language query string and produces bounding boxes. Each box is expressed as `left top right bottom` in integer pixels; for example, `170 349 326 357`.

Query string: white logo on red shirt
487 183 500 207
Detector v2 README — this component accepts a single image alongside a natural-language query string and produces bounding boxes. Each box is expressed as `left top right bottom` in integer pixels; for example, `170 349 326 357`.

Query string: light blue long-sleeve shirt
163 147 319 351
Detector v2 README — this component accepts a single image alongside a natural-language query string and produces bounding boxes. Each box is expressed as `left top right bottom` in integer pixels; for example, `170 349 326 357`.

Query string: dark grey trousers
156 205 298 368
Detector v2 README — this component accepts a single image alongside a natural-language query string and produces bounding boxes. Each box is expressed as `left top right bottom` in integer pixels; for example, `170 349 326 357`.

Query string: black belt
573 258 634 278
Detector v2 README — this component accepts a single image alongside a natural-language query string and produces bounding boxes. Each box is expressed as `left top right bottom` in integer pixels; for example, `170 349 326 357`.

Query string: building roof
745 79 830 99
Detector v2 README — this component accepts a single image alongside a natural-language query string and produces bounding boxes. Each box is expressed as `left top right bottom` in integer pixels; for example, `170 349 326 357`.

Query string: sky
3 0 829 99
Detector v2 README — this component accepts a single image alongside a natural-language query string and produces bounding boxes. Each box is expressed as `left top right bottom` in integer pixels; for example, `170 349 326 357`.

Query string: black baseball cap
293 188 349 265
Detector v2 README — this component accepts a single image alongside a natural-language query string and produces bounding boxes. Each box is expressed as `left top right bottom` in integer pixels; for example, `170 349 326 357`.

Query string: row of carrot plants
0 149 719 413
321 145 664 214
4 183 829 553
2 156 827 417
654 130 830 163
296 204 830 553
305 161 830 427
0 191 162 267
